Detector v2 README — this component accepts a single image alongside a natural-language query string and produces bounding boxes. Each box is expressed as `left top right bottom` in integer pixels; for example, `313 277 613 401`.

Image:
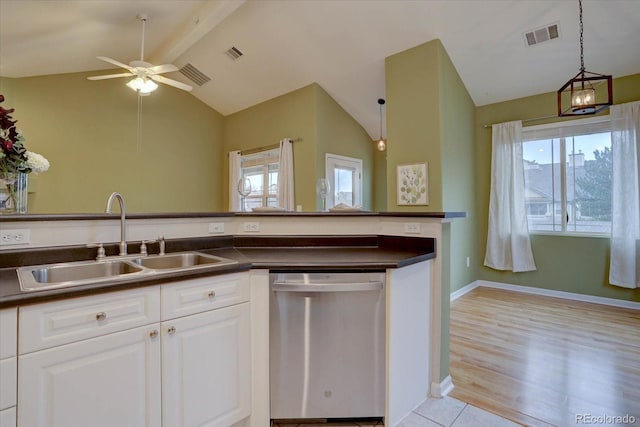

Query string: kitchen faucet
105 192 127 256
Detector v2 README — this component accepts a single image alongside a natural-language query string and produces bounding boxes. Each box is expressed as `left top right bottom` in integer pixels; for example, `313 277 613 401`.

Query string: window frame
240 148 279 210
324 153 363 209
522 116 612 238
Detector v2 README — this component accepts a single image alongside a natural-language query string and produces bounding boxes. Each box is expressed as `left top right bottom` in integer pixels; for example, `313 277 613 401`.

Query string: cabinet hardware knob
149 330 159 339
207 291 216 298
167 326 176 335
96 312 107 321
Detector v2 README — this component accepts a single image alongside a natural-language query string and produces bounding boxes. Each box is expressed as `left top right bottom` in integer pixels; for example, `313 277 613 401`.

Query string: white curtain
484 121 537 272
228 150 242 212
609 101 640 288
278 138 295 210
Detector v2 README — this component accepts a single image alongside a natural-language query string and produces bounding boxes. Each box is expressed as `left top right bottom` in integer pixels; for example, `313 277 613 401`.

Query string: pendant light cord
579 0 584 74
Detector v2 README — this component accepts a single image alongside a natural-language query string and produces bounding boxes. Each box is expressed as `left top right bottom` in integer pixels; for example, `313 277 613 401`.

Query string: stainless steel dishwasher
269 272 385 422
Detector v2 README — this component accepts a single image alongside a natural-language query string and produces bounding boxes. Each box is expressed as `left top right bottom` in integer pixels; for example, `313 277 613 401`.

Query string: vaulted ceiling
2 0 639 139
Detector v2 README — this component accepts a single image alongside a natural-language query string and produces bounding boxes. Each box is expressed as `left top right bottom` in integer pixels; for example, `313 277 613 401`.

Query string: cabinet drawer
0 358 16 411
0 309 17 360
161 273 250 320
19 286 160 354
0 407 16 427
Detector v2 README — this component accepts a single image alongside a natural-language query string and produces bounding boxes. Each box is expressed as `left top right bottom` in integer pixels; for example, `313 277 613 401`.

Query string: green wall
476 73 640 303
386 39 478 382
2 76 373 214
316 86 374 210
224 83 373 211
385 40 443 211
1 72 224 213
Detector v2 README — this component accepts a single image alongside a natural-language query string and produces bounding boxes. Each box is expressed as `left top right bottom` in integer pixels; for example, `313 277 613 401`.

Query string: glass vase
0 172 28 214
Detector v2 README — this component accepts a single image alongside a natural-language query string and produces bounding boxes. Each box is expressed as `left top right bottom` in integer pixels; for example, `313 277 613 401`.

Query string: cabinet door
18 324 161 427
162 303 250 427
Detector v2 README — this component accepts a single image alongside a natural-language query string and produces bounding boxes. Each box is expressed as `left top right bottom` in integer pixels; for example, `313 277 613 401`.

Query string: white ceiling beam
151 0 246 65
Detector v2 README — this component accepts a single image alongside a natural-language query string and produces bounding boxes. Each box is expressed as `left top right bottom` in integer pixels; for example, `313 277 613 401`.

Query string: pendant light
376 98 387 151
557 0 612 117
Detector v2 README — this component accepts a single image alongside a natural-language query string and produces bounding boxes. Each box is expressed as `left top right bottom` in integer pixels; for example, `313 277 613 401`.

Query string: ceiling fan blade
96 56 135 72
147 63 179 74
87 73 133 81
151 75 193 92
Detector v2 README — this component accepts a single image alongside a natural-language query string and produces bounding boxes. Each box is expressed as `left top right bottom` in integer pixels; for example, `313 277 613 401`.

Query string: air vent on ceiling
178 63 211 86
226 46 244 61
523 23 560 47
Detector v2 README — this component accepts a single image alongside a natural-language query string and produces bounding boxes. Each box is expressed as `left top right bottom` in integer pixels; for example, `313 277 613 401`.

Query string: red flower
1 138 13 152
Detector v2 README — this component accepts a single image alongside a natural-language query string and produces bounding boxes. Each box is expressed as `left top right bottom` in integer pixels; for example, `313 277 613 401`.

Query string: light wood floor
449 287 640 427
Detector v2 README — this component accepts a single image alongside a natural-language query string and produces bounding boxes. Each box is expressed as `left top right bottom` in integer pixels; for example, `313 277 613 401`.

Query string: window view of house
523 120 612 234
241 148 279 210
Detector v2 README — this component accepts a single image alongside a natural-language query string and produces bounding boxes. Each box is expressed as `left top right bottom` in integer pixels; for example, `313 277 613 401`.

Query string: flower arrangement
0 94 49 175
0 94 49 213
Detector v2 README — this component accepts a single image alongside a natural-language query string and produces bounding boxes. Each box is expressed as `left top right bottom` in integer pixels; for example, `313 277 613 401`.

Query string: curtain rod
239 137 302 156
482 114 559 129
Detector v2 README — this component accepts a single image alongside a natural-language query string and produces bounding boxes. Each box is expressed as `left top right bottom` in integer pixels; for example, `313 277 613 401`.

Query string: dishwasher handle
272 281 383 293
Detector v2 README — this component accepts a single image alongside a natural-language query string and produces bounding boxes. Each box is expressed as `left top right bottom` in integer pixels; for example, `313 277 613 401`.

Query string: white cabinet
17 287 161 427
162 303 251 427
0 308 17 427
15 272 252 427
18 324 161 427
161 273 251 427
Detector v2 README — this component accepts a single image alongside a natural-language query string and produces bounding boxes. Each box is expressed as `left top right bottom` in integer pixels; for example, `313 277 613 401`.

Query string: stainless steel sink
18 259 145 291
17 251 237 292
131 252 235 270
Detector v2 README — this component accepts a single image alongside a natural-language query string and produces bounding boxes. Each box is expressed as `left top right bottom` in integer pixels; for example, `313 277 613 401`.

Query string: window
240 148 279 210
325 153 362 208
522 117 612 234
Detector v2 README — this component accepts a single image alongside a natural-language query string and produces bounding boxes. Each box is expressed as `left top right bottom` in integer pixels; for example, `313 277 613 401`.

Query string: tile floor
272 396 522 427
399 397 522 427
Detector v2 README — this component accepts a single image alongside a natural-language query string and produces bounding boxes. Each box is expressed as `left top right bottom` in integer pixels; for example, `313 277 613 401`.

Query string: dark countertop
0 235 435 308
0 211 466 222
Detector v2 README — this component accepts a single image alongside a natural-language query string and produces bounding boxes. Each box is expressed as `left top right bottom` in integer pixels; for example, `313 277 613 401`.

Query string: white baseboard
450 281 480 301
430 375 454 398
477 280 640 311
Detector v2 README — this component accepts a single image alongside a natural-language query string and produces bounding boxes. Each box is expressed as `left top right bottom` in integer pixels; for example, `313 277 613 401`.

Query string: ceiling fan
87 14 192 95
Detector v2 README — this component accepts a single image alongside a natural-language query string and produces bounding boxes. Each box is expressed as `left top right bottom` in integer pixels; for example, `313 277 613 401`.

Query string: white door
18 324 161 427
162 303 251 427
325 153 363 208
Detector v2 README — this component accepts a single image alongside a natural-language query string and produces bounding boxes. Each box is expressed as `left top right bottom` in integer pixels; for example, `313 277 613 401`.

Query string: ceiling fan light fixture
557 0 612 117
126 76 158 95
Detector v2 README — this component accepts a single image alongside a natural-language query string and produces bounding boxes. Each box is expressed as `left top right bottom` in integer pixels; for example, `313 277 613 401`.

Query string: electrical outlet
466 256 470 268
404 223 420 234
208 223 224 234
243 222 260 232
0 229 31 245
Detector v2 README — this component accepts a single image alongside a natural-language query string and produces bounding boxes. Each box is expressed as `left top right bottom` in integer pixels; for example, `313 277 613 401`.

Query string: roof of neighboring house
524 163 586 203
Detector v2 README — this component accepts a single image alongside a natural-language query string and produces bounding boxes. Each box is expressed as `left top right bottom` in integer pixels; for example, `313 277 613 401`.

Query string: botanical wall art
397 162 428 206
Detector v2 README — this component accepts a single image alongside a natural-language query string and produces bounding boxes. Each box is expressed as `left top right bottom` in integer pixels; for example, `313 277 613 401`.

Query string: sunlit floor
450 287 640 426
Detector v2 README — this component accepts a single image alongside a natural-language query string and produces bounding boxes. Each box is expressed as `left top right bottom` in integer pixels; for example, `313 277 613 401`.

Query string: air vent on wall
178 63 211 86
524 23 560 47
226 46 244 60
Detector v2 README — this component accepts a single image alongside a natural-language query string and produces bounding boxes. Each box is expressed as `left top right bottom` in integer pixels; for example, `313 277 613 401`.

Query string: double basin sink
18 252 237 292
